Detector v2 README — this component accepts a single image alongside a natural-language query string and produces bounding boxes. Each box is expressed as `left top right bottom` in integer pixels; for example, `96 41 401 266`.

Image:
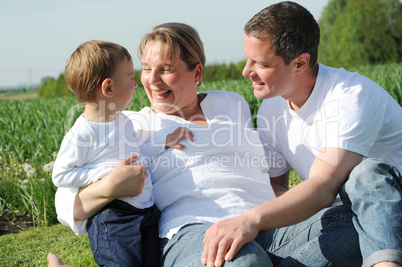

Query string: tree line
38 61 248 98
38 0 401 98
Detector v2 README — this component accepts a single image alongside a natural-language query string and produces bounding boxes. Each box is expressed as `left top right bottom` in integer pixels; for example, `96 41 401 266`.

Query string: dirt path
0 93 39 101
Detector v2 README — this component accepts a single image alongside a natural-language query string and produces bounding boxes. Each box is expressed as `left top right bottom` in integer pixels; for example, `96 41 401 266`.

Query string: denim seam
89 218 98 257
102 212 117 263
286 238 319 267
269 214 338 254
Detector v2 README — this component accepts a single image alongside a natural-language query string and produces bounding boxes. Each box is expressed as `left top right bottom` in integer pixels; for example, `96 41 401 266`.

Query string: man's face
242 34 294 100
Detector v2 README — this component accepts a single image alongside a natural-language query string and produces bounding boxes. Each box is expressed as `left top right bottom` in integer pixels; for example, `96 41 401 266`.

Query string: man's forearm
250 178 337 231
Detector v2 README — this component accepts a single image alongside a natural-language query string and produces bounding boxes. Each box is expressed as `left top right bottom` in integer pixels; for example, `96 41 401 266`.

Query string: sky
0 0 330 89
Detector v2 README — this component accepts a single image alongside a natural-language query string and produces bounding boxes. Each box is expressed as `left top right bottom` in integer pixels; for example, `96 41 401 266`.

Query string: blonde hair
64 40 132 102
138 22 205 76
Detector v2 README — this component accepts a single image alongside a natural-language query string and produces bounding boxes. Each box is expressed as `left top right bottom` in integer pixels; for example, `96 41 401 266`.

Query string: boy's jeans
87 200 160 267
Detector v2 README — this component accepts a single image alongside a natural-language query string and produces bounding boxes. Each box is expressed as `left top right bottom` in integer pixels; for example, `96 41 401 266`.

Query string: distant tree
56 74 73 97
38 77 56 98
38 75 73 98
318 0 402 67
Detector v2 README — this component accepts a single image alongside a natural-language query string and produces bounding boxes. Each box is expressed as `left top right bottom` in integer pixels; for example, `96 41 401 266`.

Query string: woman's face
141 41 202 115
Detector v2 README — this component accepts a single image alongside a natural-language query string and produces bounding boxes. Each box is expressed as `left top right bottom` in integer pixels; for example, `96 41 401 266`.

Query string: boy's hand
165 127 194 150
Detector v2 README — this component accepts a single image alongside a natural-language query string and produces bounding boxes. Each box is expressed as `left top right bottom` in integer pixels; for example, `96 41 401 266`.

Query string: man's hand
165 127 194 150
201 214 259 267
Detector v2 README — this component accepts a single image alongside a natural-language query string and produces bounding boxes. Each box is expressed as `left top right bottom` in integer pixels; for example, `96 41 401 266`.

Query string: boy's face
110 58 138 111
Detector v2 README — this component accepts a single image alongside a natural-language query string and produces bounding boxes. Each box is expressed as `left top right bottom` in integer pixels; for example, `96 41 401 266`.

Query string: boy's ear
101 78 113 98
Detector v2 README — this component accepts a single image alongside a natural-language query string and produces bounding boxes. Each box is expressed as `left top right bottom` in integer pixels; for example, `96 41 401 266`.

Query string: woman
52 23 361 267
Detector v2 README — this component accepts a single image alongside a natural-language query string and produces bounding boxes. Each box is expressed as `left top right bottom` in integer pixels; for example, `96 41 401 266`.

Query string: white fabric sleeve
52 135 108 187
257 108 290 178
55 187 88 235
235 92 254 129
324 85 385 156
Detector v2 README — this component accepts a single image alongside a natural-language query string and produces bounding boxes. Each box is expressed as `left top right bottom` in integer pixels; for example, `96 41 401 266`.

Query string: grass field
0 63 401 266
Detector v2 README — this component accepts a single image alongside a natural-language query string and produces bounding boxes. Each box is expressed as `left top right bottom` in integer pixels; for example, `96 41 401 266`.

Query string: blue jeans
256 206 362 266
339 158 402 267
160 159 402 266
87 200 161 267
160 207 361 266
160 223 274 266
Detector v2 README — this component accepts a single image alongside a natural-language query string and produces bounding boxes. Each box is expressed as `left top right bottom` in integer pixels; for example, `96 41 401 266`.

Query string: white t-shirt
53 111 154 232
258 63 402 183
55 90 276 236
137 90 276 238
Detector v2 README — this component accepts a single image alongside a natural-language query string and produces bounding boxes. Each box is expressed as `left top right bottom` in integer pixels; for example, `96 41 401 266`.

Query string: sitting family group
48 2 402 267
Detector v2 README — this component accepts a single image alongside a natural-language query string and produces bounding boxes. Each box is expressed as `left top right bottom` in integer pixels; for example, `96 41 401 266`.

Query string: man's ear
101 78 113 98
293 52 311 74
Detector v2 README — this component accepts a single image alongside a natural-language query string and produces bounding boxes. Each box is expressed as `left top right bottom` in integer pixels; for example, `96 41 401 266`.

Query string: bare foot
47 253 71 267
373 262 402 267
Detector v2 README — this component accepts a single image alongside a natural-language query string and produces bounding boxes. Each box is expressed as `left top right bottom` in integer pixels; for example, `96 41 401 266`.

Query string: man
202 1 402 267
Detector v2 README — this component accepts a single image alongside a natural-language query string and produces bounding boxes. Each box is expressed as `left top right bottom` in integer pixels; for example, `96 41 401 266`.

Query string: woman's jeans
160 159 402 266
87 200 161 267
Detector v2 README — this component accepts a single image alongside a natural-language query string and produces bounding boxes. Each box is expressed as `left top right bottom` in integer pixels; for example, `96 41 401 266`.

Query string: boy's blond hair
65 40 132 102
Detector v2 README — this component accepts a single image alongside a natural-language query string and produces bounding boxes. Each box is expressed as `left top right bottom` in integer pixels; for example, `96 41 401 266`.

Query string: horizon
0 0 329 89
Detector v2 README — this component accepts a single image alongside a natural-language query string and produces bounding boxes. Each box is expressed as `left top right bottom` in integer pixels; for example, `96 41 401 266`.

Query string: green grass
0 224 96 266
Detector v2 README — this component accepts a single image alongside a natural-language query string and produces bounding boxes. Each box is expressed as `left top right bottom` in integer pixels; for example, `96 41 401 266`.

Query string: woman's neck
154 94 209 125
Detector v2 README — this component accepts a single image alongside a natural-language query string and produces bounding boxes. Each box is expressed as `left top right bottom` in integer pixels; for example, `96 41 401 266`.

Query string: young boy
52 40 191 266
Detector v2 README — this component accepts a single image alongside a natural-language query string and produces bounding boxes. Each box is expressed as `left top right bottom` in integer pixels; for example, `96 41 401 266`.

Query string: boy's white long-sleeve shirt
52 111 154 209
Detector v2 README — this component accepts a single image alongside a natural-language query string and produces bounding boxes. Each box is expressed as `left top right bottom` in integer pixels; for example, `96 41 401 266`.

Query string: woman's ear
101 78 113 98
194 63 203 83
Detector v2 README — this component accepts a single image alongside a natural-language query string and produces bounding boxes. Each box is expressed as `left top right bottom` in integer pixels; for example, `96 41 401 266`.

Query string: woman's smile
152 89 172 99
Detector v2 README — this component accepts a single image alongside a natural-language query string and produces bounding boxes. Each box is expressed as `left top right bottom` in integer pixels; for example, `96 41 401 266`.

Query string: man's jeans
340 158 402 267
87 200 160 267
160 159 402 266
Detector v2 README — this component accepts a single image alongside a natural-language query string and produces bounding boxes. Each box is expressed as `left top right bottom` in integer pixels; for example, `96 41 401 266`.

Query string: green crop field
0 63 401 266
